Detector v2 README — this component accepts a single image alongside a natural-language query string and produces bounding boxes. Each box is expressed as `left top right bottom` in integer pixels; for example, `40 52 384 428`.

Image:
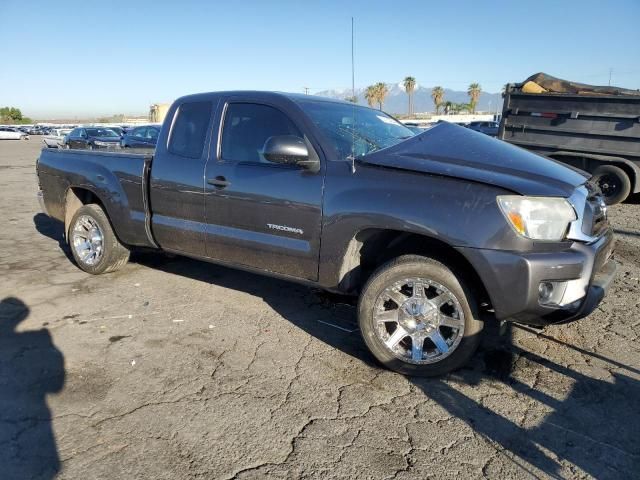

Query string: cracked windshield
299 100 415 159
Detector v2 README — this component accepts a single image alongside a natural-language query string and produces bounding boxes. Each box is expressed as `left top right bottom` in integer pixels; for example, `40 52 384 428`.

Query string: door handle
208 176 230 189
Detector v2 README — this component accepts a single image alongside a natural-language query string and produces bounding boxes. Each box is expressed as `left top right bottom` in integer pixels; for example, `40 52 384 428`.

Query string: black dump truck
499 73 640 204
37 91 616 376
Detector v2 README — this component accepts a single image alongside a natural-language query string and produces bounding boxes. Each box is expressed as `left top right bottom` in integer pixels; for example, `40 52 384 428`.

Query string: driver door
203 98 324 281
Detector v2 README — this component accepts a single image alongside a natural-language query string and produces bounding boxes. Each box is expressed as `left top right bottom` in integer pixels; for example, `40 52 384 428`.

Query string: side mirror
263 135 319 172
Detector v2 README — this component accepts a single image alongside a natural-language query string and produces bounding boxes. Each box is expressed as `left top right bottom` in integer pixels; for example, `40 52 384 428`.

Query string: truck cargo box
499 73 640 204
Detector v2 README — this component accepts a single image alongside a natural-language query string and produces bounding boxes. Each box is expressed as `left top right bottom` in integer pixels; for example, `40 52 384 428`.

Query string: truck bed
498 88 640 164
37 148 156 248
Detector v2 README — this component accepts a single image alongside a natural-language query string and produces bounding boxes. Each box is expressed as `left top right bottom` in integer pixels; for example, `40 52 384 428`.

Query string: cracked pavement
1 138 639 479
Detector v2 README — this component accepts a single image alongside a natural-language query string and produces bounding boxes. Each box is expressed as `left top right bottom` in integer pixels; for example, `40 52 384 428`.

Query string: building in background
149 103 171 123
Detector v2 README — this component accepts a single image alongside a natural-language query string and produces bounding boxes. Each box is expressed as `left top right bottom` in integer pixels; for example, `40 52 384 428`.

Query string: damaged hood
361 122 587 197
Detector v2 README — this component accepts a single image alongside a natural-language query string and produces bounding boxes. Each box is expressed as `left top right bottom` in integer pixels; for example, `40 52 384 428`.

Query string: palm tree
374 82 388 110
403 76 416 116
467 83 482 113
431 86 445 114
364 86 377 107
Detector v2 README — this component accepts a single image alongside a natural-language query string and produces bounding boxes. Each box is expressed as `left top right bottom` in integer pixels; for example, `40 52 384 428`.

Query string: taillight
530 112 558 119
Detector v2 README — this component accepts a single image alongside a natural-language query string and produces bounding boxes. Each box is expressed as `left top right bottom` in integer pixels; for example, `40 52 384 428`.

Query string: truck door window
168 101 212 159
221 103 302 164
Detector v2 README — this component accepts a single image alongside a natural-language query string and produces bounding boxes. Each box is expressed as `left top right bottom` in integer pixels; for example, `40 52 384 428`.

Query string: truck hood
361 122 588 197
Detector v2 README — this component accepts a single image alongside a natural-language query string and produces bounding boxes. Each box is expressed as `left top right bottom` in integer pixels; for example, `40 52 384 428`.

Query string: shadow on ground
413 324 640 478
33 213 72 260
0 297 65 480
31 214 640 477
135 252 640 478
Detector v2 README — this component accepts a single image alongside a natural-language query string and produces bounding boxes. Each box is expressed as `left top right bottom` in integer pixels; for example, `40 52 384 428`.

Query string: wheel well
64 187 107 238
338 229 491 307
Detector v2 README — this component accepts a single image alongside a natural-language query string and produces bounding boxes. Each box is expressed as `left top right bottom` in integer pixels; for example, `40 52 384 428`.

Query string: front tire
68 204 129 274
358 255 483 377
592 164 631 205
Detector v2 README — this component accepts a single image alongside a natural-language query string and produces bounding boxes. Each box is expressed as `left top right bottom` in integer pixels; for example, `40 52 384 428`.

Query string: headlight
497 196 577 241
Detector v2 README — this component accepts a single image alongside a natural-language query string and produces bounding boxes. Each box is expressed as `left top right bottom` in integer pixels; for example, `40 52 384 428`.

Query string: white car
0 127 29 140
43 128 72 148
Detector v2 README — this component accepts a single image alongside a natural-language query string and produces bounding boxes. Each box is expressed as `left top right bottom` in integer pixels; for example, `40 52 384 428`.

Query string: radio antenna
350 16 356 174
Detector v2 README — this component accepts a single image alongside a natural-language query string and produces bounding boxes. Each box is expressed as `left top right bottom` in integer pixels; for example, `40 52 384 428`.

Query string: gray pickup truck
37 91 616 376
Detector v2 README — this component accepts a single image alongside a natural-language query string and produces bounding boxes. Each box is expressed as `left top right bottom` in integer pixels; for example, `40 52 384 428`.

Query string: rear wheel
68 204 129 274
592 164 631 205
358 255 483 377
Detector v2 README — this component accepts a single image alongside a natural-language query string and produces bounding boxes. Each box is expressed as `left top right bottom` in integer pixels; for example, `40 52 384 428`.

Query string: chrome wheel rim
373 277 465 365
72 215 104 266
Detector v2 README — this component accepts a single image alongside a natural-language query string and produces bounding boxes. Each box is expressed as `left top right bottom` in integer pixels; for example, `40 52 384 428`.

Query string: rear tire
68 204 129 274
358 255 483 377
592 164 631 205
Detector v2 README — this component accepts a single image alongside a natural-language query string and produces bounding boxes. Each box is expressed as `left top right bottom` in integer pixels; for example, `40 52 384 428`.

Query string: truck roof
173 90 352 107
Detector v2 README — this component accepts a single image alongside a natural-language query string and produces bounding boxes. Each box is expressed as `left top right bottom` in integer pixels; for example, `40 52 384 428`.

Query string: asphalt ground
1 137 639 479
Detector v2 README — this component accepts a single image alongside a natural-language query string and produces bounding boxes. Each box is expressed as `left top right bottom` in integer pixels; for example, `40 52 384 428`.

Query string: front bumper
458 229 616 326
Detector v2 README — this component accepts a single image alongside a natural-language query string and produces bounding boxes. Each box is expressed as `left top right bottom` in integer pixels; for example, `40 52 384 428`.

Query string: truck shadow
413 324 640 478
134 252 640 479
33 213 73 260
0 297 65 480
31 215 640 476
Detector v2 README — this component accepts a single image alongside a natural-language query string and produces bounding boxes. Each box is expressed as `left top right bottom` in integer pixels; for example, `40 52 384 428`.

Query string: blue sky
1 0 639 118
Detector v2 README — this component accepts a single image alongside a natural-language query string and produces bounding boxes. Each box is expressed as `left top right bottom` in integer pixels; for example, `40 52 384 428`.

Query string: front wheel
592 164 631 205
358 255 483 377
68 204 130 274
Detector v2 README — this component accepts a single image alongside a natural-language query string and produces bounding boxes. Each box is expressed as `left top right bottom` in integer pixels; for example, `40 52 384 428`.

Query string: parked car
37 91 616 377
467 121 499 136
27 126 46 135
64 127 121 150
43 128 72 148
120 125 161 148
0 127 29 140
107 126 125 137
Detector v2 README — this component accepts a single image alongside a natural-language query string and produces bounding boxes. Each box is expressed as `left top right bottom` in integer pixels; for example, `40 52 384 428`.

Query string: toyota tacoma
36 91 616 376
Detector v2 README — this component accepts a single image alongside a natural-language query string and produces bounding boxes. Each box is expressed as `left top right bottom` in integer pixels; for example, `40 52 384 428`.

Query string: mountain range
314 82 503 115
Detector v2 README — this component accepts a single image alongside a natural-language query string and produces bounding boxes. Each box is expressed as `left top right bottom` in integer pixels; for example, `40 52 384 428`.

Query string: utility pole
608 68 613 86
351 17 355 102
303 87 310 95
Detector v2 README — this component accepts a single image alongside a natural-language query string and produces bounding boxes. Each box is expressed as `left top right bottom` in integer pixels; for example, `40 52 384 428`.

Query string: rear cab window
169 101 213 158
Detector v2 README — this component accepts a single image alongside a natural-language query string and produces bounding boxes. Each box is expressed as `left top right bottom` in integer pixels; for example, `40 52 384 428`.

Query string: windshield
297 100 415 160
86 128 119 137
